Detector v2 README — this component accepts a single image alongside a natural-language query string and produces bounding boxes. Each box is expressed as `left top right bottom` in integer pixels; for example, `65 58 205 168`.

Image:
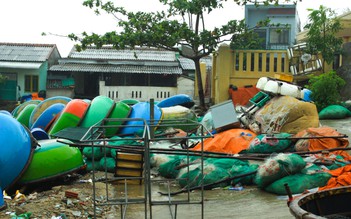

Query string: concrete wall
99 81 178 102
212 44 291 104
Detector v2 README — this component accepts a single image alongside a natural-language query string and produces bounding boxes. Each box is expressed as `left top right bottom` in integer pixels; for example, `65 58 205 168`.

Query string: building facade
0 43 60 101
245 4 301 50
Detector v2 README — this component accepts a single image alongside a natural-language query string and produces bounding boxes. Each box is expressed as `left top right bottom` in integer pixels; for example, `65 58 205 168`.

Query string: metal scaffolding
77 109 210 219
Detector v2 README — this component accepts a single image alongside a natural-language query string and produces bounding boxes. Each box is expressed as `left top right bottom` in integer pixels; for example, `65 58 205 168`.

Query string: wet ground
103 118 351 219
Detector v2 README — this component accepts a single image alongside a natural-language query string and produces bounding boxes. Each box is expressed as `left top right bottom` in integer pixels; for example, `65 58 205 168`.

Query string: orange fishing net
319 164 351 191
192 129 257 154
294 126 351 160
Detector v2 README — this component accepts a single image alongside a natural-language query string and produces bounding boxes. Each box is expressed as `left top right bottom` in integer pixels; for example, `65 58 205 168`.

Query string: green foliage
304 5 343 65
306 71 346 111
230 27 265 50
72 0 300 110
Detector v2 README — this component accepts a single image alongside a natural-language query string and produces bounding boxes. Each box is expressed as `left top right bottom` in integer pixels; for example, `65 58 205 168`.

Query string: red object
65 190 79 199
229 86 260 106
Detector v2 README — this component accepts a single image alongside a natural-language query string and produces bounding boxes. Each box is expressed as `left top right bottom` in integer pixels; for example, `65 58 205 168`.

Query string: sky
0 0 348 57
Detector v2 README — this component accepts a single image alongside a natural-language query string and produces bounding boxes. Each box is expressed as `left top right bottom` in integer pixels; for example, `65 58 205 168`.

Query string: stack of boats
2 78 350 218
0 94 198 207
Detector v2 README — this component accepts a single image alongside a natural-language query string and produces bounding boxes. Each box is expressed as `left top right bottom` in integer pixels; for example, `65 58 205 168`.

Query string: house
177 56 213 100
296 11 351 69
211 4 301 104
49 46 197 101
0 43 61 101
245 4 301 50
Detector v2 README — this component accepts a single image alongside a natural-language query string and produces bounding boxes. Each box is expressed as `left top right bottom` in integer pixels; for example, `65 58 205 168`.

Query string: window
269 28 289 44
253 29 267 49
25 75 39 92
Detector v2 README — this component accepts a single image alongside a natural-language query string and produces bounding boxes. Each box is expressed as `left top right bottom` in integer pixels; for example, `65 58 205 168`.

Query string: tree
306 71 345 111
69 0 300 112
304 5 343 69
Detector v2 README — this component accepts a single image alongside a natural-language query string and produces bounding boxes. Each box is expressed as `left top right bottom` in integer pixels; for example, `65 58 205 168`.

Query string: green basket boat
18 138 85 185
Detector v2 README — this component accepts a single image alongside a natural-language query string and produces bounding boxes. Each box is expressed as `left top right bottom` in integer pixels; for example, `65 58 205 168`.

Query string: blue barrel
0 113 34 190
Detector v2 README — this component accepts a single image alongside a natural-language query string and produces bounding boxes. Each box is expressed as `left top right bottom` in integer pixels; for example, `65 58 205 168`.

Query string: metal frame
77 103 211 219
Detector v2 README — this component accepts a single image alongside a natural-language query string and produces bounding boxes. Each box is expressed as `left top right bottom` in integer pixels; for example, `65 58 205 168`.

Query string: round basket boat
288 186 351 218
18 138 85 185
0 113 35 190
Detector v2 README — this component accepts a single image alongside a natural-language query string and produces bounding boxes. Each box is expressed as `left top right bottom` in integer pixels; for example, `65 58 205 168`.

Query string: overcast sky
0 0 348 57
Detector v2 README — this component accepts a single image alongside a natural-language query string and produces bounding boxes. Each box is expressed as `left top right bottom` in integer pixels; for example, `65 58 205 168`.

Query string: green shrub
306 71 346 112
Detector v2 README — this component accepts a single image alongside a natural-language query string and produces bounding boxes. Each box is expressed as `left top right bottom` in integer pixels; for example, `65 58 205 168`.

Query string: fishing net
158 155 186 179
304 154 350 171
229 163 259 185
83 145 110 161
109 136 144 147
177 162 230 189
99 157 116 173
157 155 200 179
207 158 250 169
255 153 306 188
176 157 252 189
293 127 351 160
150 154 173 168
264 163 331 195
85 159 101 172
318 105 351 119
325 155 350 170
254 96 319 134
341 100 351 111
241 133 293 154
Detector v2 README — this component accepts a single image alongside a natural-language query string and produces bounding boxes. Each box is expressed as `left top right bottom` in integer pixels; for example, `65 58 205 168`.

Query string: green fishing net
318 105 351 119
241 133 293 154
229 163 259 185
176 157 254 189
255 153 306 188
83 146 110 160
99 157 116 173
85 159 101 172
264 164 331 195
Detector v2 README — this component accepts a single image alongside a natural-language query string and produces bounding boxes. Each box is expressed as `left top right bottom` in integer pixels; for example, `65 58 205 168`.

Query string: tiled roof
178 56 212 70
69 46 177 62
49 63 182 75
178 57 194 70
0 43 56 62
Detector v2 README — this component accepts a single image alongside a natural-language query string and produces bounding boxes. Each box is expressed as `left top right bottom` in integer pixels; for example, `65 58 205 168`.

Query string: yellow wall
212 44 292 104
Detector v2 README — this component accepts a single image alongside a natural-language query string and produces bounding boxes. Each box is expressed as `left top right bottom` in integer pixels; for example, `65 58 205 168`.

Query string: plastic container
301 88 312 102
249 91 270 107
256 77 270 90
274 73 293 82
263 80 303 99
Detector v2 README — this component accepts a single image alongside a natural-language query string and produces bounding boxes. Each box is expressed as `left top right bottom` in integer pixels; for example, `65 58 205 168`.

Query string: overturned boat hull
0 113 34 190
48 99 90 136
18 139 85 185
